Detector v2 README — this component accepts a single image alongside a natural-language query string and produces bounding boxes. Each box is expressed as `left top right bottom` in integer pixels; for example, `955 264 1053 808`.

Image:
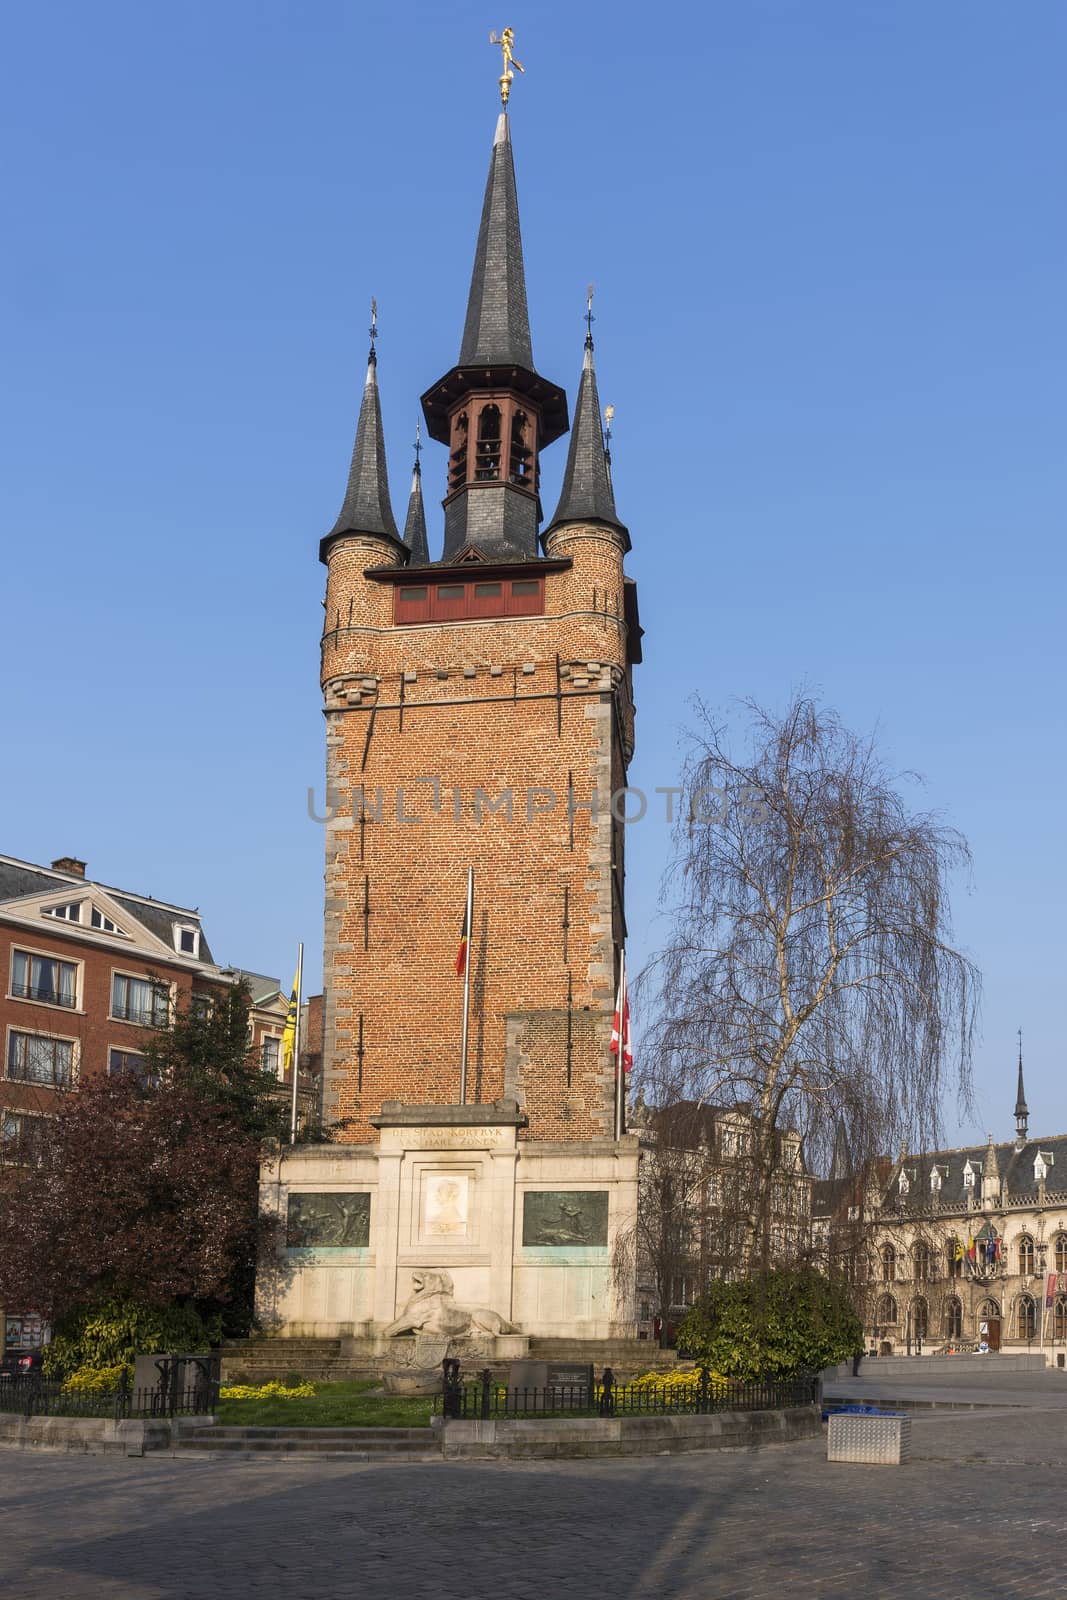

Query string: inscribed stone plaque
286 1192 370 1249
522 1190 608 1247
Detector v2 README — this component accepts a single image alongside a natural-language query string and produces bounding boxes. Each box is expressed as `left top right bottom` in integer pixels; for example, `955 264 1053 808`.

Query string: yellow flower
218 1380 316 1400
61 1364 132 1394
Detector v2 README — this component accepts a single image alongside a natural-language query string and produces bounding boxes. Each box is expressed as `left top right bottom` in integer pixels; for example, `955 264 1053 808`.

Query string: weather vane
489 26 524 108
585 283 595 340
413 418 422 470
604 403 615 470
369 297 378 356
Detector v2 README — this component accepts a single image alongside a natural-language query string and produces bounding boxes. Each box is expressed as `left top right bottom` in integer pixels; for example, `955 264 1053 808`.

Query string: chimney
51 857 87 878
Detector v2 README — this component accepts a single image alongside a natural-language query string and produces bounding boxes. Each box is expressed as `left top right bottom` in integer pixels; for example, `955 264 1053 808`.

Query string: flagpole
459 867 473 1105
289 942 304 1145
614 948 625 1140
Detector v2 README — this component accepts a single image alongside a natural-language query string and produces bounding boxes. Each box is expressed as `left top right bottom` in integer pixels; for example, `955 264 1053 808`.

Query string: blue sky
2 2 1064 1149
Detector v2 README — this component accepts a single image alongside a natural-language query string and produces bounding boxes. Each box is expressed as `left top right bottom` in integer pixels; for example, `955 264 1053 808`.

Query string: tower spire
320 301 401 565
403 421 429 565
1014 1028 1029 1145
421 110 567 563
459 106 533 369
546 303 629 546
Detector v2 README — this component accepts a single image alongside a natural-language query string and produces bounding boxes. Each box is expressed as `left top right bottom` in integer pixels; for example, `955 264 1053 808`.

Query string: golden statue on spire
489 26 524 107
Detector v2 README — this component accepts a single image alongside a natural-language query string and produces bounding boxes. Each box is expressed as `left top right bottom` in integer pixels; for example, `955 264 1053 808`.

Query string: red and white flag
610 955 633 1073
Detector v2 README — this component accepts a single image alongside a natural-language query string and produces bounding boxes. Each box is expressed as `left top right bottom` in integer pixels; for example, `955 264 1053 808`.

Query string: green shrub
677 1268 862 1381
43 1300 223 1377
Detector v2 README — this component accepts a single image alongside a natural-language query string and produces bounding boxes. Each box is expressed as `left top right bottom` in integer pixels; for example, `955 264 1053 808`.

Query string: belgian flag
455 904 469 977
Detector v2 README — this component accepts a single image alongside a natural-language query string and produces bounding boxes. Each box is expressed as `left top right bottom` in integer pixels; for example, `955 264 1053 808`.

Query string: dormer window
930 1168 942 1194
89 906 128 936
963 1161 979 1189
43 902 82 923
175 925 200 958
1034 1152 1053 1183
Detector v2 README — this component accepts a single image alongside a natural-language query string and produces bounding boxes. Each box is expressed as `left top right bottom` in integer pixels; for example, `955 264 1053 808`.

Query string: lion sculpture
384 1269 517 1341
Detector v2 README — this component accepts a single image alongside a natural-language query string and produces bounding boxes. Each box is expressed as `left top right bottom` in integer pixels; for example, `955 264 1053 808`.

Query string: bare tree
639 694 979 1277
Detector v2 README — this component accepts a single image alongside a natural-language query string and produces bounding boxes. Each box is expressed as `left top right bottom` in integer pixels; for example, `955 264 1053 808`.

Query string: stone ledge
371 1098 528 1129
440 1405 819 1460
0 1412 210 1456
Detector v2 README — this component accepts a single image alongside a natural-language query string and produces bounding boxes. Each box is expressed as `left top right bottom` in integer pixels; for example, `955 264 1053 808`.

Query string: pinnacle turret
546 331 629 547
1014 1030 1029 1146
403 432 429 565
320 343 401 565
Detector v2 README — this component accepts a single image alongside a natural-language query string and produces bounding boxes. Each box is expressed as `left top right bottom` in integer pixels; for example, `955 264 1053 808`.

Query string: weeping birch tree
640 694 979 1277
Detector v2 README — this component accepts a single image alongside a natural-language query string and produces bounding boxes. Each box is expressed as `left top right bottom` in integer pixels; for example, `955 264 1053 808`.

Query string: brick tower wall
318 521 635 1144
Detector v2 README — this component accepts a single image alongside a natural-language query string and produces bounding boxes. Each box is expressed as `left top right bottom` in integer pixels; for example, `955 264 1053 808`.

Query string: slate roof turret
402 447 430 566
546 331 629 548
1015 1034 1030 1143
320 347 401 565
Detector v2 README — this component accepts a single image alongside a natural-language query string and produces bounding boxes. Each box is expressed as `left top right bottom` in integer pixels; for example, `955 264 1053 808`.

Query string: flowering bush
628 1367 730 1397
61 1364 133 1394
219 1380 316 1401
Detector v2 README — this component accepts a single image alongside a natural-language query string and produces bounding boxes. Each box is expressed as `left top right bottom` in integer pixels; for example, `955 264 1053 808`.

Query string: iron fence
0 1358 220 1421
436 1360 819 1420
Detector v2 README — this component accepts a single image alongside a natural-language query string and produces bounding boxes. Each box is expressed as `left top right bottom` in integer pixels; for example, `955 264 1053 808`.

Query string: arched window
1055 1235 1067 1276
876 1294 897 1326
1017 1235 1035 1276
1054 1297 1067 1343
912 1243 930 1282
911 1299 928 1340
943 1297 963 1340
978 1298 1000 1322
1014 1296 1037 1341
509 410 532 486
881 1244 896 1282
448 411 469 495
475 405 501 480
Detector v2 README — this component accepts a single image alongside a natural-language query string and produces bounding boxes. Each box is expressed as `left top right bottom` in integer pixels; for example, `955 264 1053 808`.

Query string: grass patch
216 1380 434 1429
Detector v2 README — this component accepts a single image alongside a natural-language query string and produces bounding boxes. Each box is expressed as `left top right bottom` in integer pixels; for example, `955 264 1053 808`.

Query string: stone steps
180 1425 439 1458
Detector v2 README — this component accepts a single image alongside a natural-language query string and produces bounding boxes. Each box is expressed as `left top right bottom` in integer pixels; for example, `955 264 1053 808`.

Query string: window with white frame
174 925 200 957
261 1035 281 1075
6 1030 75 1087
42 902 82 923
111 973 169 1027
89 906 127 936
11 950 79 1009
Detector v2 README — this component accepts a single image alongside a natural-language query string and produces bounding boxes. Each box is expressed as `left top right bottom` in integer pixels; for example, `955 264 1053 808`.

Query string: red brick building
318 110 641 1144
0 852 306 1353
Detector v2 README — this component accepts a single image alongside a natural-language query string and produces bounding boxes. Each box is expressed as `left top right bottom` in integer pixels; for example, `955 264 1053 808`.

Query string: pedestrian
851 1344 864 1377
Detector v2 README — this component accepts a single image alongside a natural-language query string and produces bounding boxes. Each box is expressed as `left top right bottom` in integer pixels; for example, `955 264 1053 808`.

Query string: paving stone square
2 1404 1067 1599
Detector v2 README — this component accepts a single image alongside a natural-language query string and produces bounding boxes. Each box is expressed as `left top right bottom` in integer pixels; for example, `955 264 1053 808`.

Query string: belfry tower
263 62 641 1347
318 107 640 1146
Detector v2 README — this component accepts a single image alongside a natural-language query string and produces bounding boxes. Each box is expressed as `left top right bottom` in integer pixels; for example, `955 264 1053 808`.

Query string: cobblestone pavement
3 1408 1066 1600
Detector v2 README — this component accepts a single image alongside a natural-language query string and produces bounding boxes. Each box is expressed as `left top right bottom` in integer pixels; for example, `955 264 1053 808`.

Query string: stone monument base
256 1099 639 1348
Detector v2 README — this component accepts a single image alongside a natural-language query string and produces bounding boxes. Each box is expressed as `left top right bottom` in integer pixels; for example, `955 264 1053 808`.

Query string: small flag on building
455 904 470 977
610 957 632 1074
282 969 299 1074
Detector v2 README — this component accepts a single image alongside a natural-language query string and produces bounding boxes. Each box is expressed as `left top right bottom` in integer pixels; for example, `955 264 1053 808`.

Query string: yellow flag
281 971 299 1073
